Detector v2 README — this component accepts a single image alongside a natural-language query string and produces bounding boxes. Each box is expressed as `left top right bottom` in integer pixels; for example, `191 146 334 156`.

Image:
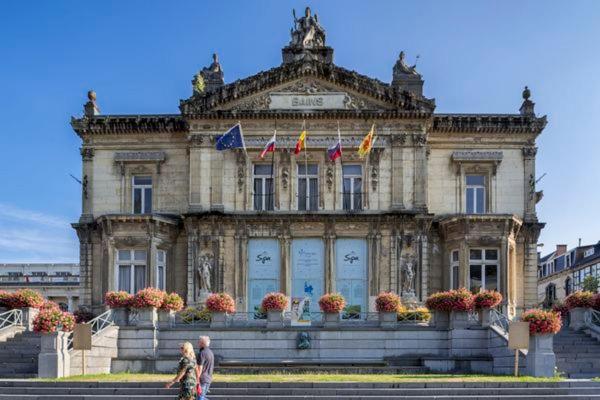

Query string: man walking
196 335 214 400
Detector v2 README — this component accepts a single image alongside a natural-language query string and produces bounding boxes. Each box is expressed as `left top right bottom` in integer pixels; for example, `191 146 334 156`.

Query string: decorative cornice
70 115 188 136
432 114 547 134
114 151 166 162
452 151 504 162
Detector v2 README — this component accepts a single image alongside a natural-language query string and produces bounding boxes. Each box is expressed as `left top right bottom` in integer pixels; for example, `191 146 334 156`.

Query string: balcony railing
0 275 80 285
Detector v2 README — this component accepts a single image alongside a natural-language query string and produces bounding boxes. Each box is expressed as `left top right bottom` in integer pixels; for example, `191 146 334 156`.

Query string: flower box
568 307 588 331
135 307 158 328
206 293 236 314
449 310 469 329
525 334 555 377
266 310 284 328
112 308 129 326
210 311 227 328
479 308 492 328
323 312 340 327
433 310 450 329
379 311 397 328
158 309 176 328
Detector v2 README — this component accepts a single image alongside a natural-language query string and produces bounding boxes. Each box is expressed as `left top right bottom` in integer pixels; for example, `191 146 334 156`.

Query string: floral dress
176 356 197 400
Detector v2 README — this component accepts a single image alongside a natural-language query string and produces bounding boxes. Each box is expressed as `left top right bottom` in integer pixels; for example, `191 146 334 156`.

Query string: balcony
0 275 80 286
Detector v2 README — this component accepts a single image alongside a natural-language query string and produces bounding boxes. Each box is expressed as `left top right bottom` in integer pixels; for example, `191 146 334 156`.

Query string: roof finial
522 85 531 100
84 90 100 117
519 85 535 116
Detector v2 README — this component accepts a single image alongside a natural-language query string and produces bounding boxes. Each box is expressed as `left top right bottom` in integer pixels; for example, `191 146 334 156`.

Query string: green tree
582 275 599 293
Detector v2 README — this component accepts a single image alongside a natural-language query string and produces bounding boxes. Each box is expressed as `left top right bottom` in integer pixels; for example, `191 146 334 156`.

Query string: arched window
565 277 572 296
545 283 556 305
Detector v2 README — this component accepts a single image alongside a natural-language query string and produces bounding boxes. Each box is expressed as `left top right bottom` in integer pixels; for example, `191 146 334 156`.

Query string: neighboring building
0 263 80 311
70 7 546 316
538 241 600 305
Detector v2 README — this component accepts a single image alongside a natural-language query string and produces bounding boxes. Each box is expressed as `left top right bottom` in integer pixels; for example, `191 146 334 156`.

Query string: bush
425 288 474 312
261 292 289 312
39 301 61 311
375 292 402 313
104 291 133 308
7 289 45 309
594 293 600 311
33 309 76 333
397 307 431 322
74 309 95 323
131 288 165 309
179 307 211 323
318 293 346 313
582 275 599 293
521 308 562 335
564 291 595 310
0 290 11 308
161 292 184 312
205 293 236 313
473 290 503 309
551 301 569 318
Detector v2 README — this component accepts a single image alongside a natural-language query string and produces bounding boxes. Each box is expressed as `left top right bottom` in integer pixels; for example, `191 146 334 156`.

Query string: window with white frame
465 175 486 214
469 248 498 292
253 164 274 211
450 250 460 290
298 164 319 211
156 250 166 291
116 249 147 294
132 176 152 214
342 165 363 211
584 248 595 257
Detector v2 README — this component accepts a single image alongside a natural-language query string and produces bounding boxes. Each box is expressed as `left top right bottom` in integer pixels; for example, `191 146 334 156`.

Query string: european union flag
215 123 246 151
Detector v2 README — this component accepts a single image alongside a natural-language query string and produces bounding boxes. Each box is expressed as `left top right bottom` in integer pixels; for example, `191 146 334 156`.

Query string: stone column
325 232 336 293
281 234 291 295
186 229 197 305
390 135 405 209
211 151 224 211
522 223 543 310
188 137 203 210
500 237 510 314
420 234 429 301
74 225 93 309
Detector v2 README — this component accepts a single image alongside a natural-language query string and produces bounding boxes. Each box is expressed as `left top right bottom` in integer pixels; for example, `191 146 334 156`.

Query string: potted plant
564 291 594 331
8 289 44 331
425 288 474 329
130 288 165 327
521 308 562 377
33 308 75 378
159 292 184 328
104 291 133 325
397 306 431 323
318 293 346 327
473 290 502 327
73 309 95 324
375 292 401 327
261 292 289 328
205 293 236 328
0 290 11 313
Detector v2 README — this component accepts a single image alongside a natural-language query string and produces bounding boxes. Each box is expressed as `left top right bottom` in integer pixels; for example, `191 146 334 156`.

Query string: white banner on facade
290 297 312 326
292 238 324 313
248 239 280 315
336 238 367 318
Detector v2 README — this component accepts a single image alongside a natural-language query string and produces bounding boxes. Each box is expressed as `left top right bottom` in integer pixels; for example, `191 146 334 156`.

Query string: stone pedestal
112 308 129 326
569 307 588 331
198 290 210 307
38 331 70 378
210 312 227 328
526 334 555 377
20 307 39 331
379 311 398 328
449 311 469 330
135 308 158 328
266 310 284 328
433 310 450 329
479 308 492 328
158 310 176 328
323 312 341 327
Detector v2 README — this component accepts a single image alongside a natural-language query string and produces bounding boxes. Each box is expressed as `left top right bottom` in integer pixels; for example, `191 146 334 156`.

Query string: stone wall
69 326 119 376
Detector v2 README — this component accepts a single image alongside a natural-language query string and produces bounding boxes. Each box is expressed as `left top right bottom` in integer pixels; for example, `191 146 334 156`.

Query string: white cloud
0 203 69 228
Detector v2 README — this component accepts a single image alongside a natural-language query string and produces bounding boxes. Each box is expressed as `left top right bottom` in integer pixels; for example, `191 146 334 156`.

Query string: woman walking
165 342 197 400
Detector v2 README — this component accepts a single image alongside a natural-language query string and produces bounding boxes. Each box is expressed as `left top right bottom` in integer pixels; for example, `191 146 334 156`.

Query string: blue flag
215 123 246 151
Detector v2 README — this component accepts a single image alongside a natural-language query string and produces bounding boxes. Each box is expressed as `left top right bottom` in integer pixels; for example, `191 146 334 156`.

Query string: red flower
261 292 289 312
5 289 44 309
375 292 402 313
205 293 236 313
473 290 503 310
521 308 562 335
318 293 346 313
104 291 133 308
161 292 184 312
33 309 76 333
425 288 474 312
130 288 166 309
564 291 594 310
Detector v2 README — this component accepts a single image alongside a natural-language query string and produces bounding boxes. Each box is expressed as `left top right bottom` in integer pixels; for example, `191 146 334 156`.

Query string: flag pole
271 121 277 210
303 120 308 210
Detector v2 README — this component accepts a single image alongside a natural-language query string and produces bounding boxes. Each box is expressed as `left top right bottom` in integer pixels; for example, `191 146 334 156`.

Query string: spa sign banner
248 239 280 315
292 238 324 313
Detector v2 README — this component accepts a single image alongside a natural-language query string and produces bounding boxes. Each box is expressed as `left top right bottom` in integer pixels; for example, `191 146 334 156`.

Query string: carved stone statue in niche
197 253 214 293
401 254 418 304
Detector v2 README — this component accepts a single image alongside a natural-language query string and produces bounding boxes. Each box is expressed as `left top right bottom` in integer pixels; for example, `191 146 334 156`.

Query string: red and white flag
260 131 277 159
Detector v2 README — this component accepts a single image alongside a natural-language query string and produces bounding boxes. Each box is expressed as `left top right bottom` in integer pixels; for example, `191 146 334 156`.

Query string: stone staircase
0 331 40 378
554 328 600 379
1 381 600 399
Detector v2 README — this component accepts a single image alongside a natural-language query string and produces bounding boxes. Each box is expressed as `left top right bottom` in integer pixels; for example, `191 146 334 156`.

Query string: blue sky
0 1 599 262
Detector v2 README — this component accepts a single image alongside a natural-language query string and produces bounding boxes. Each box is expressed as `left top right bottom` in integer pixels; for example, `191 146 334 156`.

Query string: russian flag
327 139 342 162
260 131 277 159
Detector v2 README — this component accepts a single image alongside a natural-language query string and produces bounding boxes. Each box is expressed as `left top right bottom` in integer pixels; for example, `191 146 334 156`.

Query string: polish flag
260 131 277 159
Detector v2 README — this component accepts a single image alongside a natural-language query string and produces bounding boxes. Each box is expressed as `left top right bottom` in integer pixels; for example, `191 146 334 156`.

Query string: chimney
555 244 567 256
579 238 582 247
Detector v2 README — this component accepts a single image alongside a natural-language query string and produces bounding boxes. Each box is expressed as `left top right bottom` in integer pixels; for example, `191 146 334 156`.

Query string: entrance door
335 238 367 318
248 239 280 315
292 238 324 313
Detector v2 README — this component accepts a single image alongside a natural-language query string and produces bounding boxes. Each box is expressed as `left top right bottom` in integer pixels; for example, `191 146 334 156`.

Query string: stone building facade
71 8 546 316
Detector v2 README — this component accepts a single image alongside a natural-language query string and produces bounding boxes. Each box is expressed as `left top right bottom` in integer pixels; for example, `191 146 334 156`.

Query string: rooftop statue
290 7 326 48
393 51 419 76
193 53 224 95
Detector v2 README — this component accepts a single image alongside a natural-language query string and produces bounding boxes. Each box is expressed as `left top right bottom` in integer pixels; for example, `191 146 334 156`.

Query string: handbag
196 382 202 395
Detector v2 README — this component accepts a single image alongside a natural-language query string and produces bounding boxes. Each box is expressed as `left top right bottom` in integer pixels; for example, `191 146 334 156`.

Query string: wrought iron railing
0 309 22 333
67 309 114 350
489 308 510 335
584 308 600 333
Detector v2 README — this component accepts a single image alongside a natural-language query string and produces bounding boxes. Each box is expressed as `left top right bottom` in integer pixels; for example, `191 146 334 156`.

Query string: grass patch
44 372 563 383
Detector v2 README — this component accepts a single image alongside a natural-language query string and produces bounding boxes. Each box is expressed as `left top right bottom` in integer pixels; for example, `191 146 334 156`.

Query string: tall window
450 250 460 290
342 165 362 211
465 175 485 214
132 176 152 214
469 248 498 292
298 164 319 211
253 165 274 211
156 250 166 291
117 249 147 294
565 277 572 296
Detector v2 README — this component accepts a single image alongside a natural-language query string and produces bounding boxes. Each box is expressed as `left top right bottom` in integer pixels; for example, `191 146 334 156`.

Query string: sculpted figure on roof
290 7 326 48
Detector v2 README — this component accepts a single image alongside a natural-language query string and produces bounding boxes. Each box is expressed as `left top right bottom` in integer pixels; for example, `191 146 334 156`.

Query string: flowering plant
0 290 12 308
425 288 474 312
318 293 346 313
397 306 431 322
261 292 289 312
74 309 95 323
161 292 184 312
564 291 595 310
180 307 211 323
33 309 76 333
551 302 569 318
205 293 236 314
7 289 45 309
39 301 61 311
473 290 503 309
131 288 165 309
594 293 600 311
521 308 562 335
104 291 133 308
375 292 402 313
